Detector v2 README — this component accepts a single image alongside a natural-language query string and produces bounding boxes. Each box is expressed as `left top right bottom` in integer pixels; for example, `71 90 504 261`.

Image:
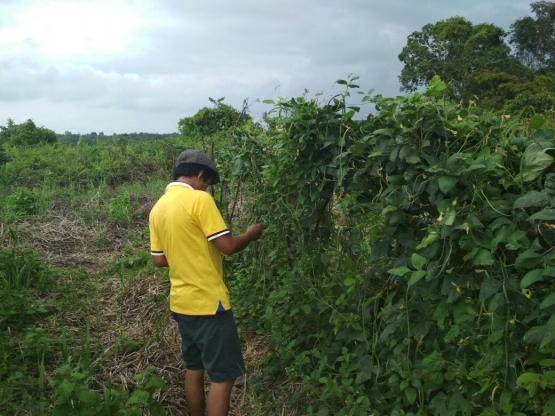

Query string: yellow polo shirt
149 182 231 315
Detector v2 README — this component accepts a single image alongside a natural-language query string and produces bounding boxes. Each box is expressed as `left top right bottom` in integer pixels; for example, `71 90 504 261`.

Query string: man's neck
175 176 196 189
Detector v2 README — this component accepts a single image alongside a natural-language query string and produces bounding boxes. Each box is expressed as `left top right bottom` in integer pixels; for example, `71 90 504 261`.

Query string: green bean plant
224 75 555 415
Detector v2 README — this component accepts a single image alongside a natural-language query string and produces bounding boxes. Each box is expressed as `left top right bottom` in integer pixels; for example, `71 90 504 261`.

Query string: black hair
172 163 217 183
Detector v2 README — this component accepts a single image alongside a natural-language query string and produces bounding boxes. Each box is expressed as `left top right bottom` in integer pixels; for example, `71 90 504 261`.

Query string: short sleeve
149 211 165 256
194 192 230 241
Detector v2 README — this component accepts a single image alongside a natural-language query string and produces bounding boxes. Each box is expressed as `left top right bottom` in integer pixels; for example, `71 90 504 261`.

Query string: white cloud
0 0 538 133
0 0 150 60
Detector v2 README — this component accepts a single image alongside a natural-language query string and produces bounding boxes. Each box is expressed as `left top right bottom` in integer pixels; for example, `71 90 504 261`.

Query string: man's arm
211 224 262 256
152 254 169 268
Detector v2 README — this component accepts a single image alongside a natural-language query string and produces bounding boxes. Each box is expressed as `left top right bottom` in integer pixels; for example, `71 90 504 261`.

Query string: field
1 77 555 415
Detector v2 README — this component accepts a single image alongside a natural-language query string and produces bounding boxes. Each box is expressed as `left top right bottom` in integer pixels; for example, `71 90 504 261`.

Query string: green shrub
2 187 47 222
108 193 132 225
226 76 555 414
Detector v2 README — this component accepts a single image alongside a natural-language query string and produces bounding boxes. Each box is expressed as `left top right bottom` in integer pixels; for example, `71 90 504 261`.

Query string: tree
0 118 58 147
504 72 555 112
177 99 251 139
398 17 526 101
510 1 555 72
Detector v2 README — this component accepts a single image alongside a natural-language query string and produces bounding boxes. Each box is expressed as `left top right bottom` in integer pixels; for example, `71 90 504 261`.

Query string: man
149 149 262 416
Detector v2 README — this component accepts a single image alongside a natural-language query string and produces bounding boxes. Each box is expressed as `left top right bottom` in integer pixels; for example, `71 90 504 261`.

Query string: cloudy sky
0 0 532 134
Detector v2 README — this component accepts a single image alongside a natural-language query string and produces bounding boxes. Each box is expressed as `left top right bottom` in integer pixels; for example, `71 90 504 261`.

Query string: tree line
398 0 555 111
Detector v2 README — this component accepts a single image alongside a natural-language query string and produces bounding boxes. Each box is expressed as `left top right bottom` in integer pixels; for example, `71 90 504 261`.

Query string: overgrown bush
1 187 47 222
224 76 555 415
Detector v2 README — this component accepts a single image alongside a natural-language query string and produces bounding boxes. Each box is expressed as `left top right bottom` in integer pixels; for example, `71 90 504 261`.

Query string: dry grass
14 210 126 268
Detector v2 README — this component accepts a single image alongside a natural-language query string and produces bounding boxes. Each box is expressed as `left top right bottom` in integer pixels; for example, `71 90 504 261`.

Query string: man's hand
212 224 263 256
246 224 263 241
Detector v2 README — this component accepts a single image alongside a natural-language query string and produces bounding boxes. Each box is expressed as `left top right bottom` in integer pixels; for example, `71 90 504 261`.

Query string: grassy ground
1 176 303 415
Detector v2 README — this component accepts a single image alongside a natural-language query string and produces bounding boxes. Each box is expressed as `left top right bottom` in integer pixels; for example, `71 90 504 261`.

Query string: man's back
149 182 231 315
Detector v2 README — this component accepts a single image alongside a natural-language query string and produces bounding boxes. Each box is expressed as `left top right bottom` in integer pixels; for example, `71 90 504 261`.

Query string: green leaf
500 389 513 414
52 404 72 416
127 390 150 405
149 402 167 416
406 154 421 164
408 271 426 286
521 151 554 183
473 249 493 266
529 114 546 130
438 176 458 194
514 249 542 270
343 278 356 287
540 326 555 348
517 372 541 397
524 326 547 345
262 99 275 105
411 253 427 270
317 407 330 416
488 293 505 313
479 277 502 302
422 350 445 374
445 153 467 175
528 208 555 221
443 210 457 226
416 233 440 250
540 293 555 309
301 304 311 314
513 191 550 208
381 205 398 215
355 355 373 384
464 247 478 261
427 75 447 96
506 230 530 251
542 398 555 416
404 387 417 405
147 375 166 390
399 145 414 159
444 324 460 342
388 266 411 277
520 269 544 289
76 389 100 405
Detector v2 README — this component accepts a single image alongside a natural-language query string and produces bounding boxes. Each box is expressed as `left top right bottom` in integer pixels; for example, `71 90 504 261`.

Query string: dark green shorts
172 310 245 383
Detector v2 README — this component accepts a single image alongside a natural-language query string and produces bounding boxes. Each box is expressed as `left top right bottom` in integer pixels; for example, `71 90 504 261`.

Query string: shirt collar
166 181 195 191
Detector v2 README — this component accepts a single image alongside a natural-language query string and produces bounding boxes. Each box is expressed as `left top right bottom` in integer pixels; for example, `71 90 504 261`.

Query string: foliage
3 64 555 414
0 144 9 166
0 232 167 414
510 1 555 73
222 75 555 415
1 187 48 222
398 17 525 101
57 131 180 146
504 73 555 113
50 360 167 416
0 138 178 193
0 118 58 147
178 99 251 140
108 193 133 225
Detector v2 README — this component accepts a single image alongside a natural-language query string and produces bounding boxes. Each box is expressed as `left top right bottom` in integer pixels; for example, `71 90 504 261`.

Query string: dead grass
14 210 126 268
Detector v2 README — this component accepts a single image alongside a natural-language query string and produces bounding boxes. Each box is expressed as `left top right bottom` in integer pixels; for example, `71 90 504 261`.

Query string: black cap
175 149 221 184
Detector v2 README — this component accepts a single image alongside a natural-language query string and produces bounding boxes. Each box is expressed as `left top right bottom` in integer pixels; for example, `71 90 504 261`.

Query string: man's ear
198 170 209 183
